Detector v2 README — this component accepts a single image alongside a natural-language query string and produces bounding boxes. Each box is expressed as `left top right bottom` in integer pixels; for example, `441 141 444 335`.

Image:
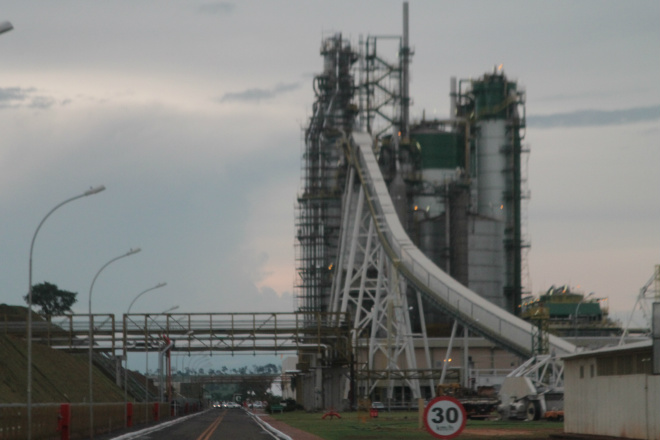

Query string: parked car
371 401 385 410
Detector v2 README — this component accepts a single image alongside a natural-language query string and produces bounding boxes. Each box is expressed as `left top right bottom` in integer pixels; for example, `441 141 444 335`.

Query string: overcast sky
1 0 658 346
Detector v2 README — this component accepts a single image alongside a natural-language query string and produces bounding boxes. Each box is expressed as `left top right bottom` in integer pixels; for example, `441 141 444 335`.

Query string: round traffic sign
423 396 467 439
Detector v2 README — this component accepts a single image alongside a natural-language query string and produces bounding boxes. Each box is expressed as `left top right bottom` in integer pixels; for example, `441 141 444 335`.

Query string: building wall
293 338 523 410
565 357 660 439
359 338 520 371
648 373 660 440
297 366 350 411
281 356 298 400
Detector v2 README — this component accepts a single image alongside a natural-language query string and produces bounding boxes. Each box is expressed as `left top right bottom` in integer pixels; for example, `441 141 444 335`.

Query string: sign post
423 396 467 439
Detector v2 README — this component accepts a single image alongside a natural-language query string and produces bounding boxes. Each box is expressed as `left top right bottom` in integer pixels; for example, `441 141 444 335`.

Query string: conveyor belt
349 132 577 358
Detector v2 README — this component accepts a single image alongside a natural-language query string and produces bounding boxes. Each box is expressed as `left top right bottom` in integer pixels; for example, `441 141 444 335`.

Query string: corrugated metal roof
562 338 652 360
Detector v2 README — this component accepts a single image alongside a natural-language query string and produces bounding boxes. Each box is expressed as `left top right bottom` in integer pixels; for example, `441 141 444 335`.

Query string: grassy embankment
0 333 127 404
270 410 564 440
1 304 126 404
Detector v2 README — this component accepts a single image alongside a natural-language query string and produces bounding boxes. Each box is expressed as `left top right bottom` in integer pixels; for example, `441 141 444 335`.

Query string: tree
254 363 280 375
24 282 77 317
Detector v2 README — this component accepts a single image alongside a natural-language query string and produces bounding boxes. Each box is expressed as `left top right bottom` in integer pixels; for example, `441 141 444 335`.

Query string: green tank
413 131 463 170
471 74 517 120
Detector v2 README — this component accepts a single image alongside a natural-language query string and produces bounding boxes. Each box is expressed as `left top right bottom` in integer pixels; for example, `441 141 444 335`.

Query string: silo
475 120 507 221
405 70 525 317
410 129 462 271
467 71 524 313
472 73 517 220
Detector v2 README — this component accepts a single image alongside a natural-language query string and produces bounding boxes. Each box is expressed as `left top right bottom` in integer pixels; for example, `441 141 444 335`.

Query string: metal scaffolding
295 34 358 314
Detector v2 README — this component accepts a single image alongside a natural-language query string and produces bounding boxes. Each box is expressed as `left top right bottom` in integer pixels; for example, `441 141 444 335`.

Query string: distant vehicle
437 383 500 420
251 401 264 408
371 402 385 410
225 401 241 408
544 410 564 422
212 401 222 408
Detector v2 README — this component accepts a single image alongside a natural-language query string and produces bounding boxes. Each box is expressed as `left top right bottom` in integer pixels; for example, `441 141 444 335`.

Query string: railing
1 312 350 356
122 311 349 355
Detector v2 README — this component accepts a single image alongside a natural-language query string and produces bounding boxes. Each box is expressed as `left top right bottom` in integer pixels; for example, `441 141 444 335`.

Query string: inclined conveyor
349 132 577 358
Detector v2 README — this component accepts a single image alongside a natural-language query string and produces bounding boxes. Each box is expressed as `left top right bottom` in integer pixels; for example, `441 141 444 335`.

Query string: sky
1 1 659 370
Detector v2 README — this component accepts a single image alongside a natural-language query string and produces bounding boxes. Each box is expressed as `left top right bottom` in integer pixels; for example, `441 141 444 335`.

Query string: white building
563 339 659 439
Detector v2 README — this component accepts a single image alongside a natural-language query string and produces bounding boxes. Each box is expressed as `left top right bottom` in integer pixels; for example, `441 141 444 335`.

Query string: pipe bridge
15 312 351 360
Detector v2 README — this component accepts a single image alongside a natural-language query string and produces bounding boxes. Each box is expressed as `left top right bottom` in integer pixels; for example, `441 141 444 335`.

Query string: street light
127 282 167 314
124 282 167 413
26 185 105 440
88 247 140 439
141 305 179 417
161 305 179 314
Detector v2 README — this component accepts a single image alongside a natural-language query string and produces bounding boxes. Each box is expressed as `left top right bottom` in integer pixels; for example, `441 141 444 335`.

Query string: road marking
108 410 209 439
196 410 226 440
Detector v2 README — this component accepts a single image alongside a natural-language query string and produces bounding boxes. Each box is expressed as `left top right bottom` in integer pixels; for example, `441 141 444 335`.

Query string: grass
0 333 126 404
270 410 565 440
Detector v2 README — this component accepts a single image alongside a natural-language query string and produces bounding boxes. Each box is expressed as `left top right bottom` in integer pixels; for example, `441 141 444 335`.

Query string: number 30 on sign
423 396 467 439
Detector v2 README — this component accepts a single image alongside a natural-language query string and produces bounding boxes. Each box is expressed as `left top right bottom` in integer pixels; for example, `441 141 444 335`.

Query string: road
105 408 283 440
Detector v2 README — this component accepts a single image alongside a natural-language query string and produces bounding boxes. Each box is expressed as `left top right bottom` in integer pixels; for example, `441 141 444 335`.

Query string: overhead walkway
348 132 577 358
14 312 350 358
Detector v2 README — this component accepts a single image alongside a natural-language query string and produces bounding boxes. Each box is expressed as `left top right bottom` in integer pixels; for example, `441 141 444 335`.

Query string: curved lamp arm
26 185 104 440
127 282 167 314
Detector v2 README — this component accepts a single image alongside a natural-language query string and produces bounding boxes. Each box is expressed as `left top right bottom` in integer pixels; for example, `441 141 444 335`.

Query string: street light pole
88 247 140 439
123 282 167 414
26 185 105 440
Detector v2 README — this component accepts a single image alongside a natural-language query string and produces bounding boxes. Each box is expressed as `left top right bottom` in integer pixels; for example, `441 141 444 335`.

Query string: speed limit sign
423 396 467 439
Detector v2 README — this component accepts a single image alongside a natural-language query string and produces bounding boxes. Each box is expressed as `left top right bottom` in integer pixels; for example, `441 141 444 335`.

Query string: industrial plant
295 32 528 323
4 4 657 439
292 4 659 438
294 3 535 403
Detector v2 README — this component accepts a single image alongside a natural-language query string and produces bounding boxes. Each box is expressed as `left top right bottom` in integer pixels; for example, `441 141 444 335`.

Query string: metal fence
0 401 190 440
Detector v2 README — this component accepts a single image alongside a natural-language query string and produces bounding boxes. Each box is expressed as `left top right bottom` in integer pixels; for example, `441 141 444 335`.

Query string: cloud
0 92 301 317
197 2 235 15
217 82 302 103
0 87 60 110
0 87 33 106
527 105 660 128
535 88 651 103
28 96 57 109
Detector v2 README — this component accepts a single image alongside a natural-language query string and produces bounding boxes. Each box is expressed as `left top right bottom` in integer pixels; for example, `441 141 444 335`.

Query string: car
225 401 241 408
371 401 385 410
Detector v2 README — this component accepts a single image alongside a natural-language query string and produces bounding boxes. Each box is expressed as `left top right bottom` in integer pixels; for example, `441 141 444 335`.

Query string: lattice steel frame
330 166 423 400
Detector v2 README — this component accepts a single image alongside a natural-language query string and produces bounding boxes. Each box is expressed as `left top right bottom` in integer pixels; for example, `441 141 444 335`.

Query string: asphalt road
105 408 281 440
